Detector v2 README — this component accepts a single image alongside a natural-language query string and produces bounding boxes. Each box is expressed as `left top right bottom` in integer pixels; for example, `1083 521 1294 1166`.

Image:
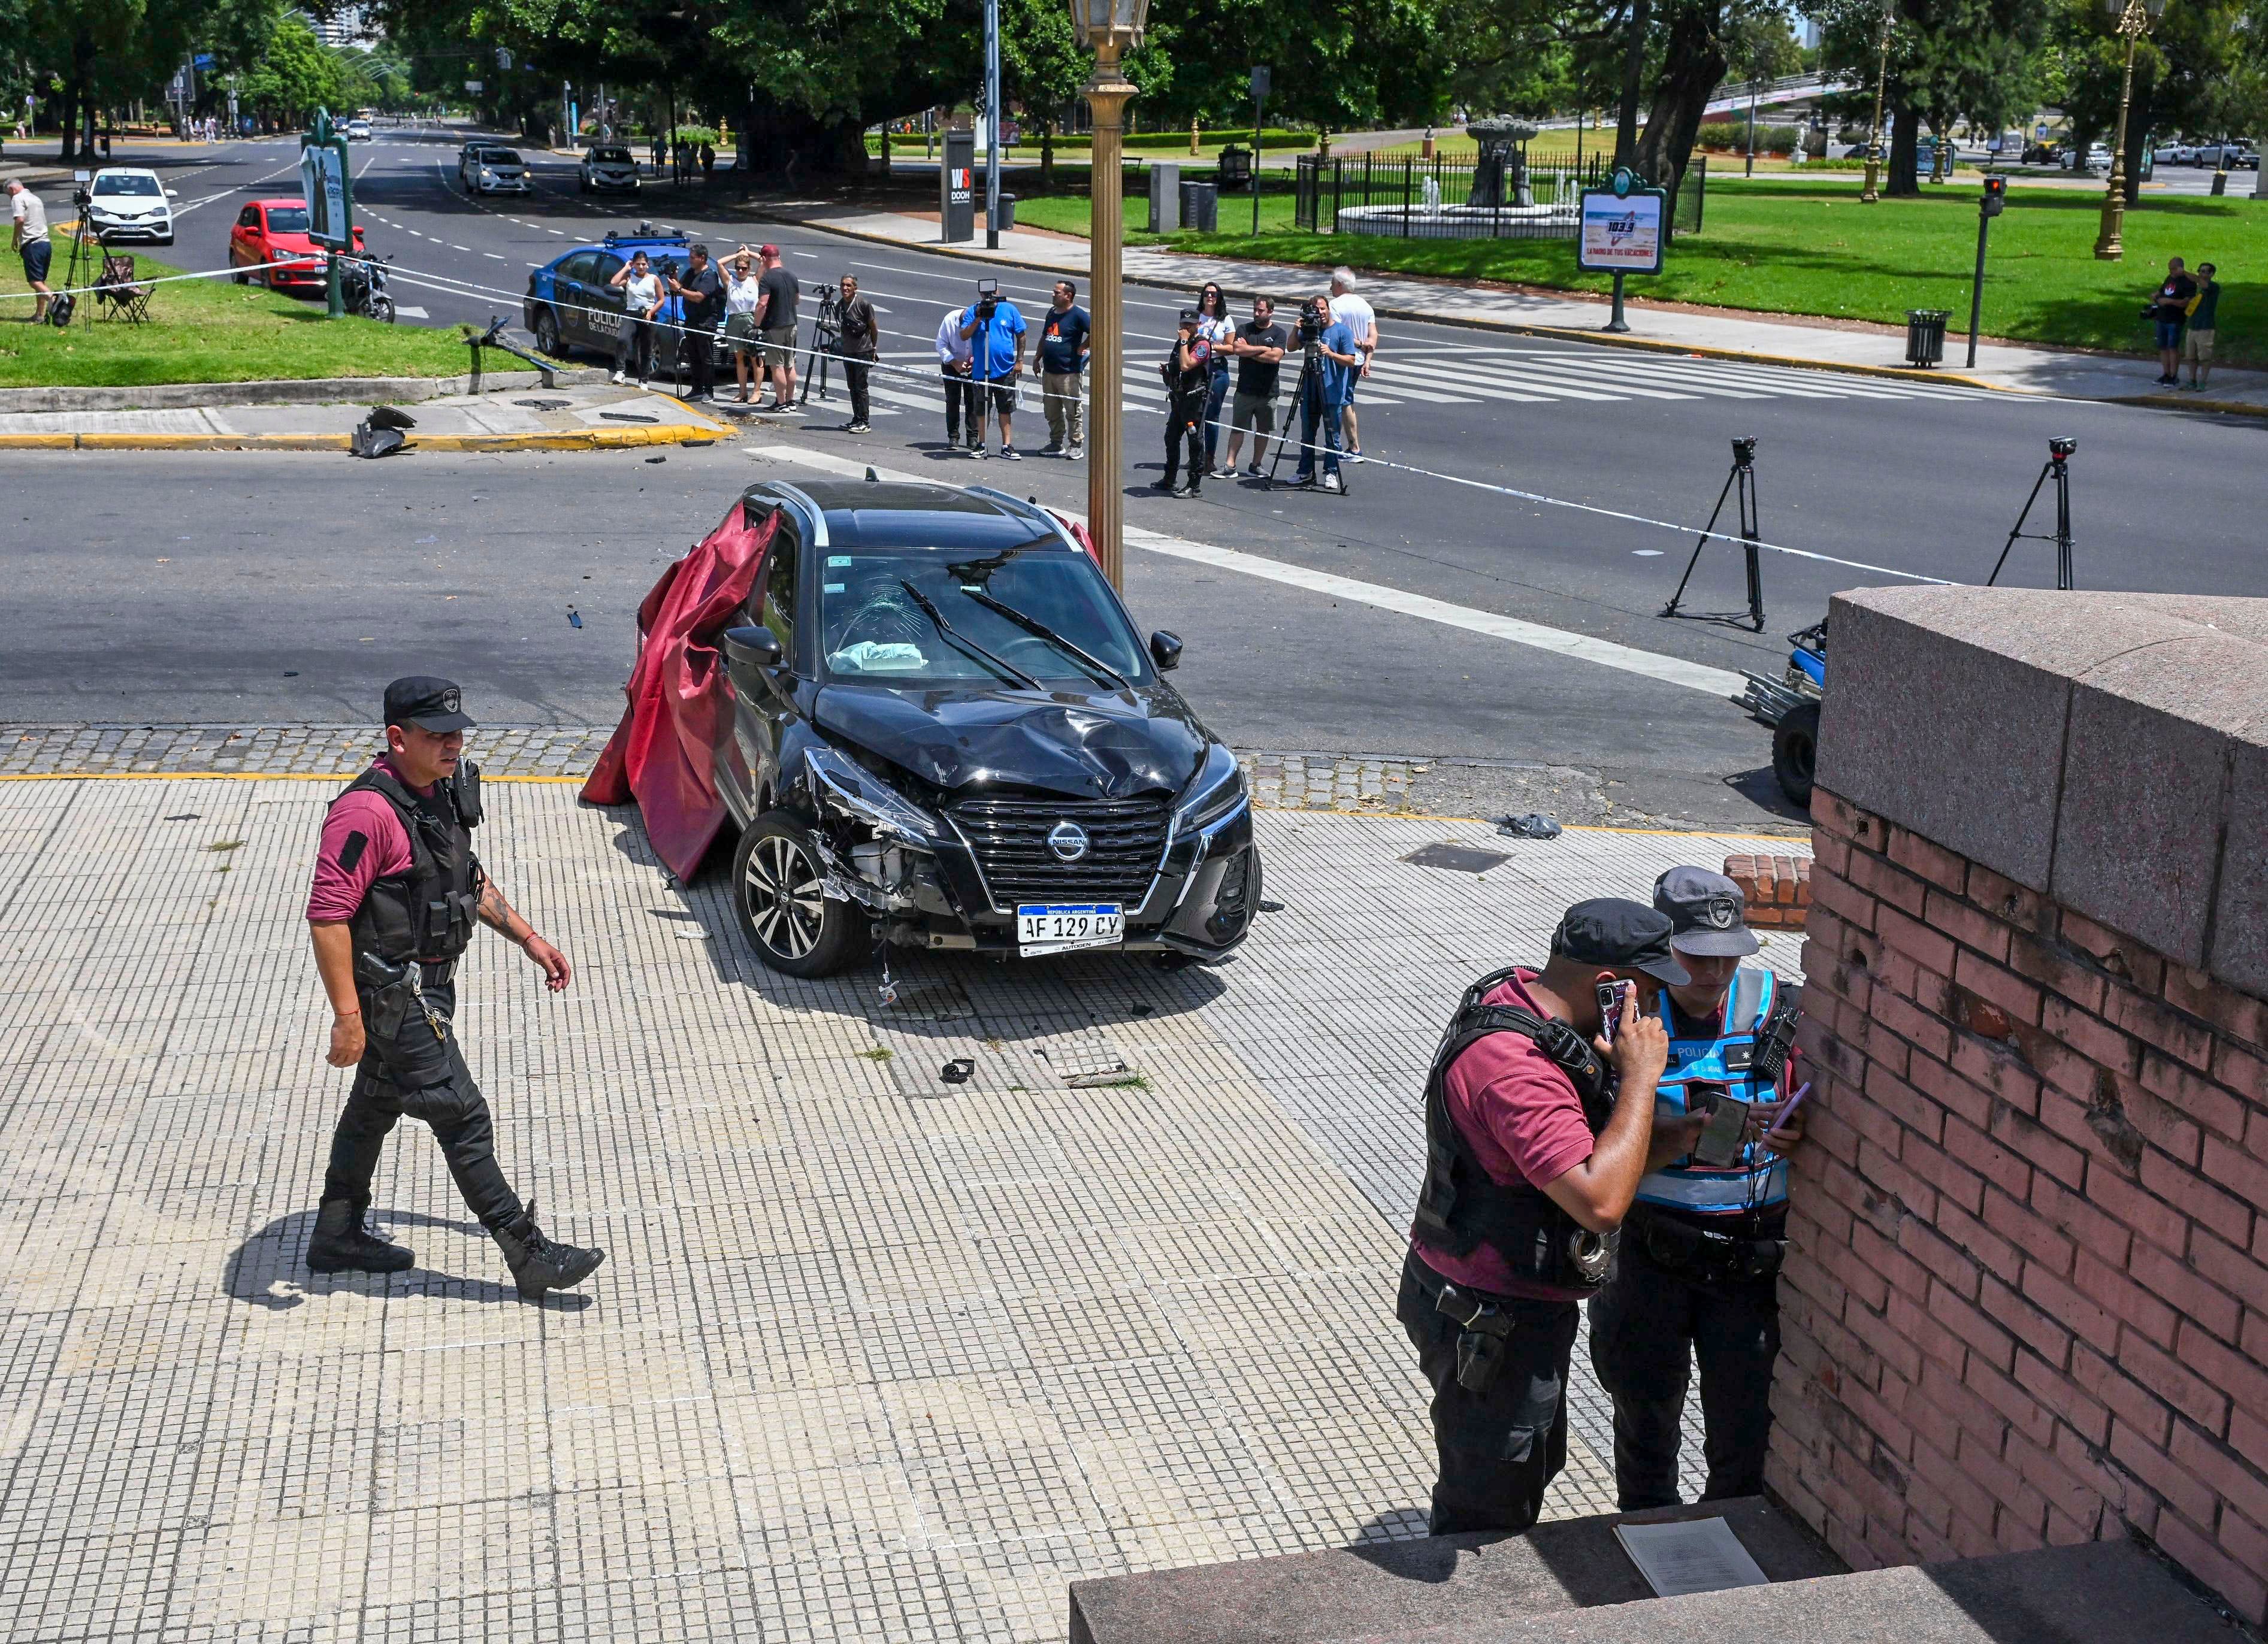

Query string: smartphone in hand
1595 979 1627 1043
1693 1092 1753 1167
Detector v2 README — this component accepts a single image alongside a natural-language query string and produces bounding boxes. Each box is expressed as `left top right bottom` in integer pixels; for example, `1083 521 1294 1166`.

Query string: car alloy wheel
534 308 563 358
731 810 867 977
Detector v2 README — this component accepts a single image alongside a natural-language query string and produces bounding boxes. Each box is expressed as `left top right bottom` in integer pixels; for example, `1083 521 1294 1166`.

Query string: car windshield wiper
951 587 1131 691
895 580 1042 691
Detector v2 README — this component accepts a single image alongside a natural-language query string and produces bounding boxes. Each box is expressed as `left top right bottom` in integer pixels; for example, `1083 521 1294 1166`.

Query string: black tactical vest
336 763 484 964
1411 967 1620 1295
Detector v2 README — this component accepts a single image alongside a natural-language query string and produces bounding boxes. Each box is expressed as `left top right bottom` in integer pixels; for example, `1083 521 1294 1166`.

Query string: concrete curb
0 423 729 453
2106 389 2268 417
761 210 2057 398
0 370 612 415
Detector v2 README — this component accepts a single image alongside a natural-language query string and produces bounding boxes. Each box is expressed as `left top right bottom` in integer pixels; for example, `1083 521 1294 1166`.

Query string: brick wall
1767 786 2268 1624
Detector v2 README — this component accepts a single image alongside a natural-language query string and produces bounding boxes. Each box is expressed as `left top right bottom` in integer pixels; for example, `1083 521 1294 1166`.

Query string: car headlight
805 746 942 844
479 168 495 181
1175 742 1247 834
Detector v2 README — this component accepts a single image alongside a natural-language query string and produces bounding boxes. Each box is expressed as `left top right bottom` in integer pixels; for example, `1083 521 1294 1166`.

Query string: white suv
86 167 177 246
579 145 642 193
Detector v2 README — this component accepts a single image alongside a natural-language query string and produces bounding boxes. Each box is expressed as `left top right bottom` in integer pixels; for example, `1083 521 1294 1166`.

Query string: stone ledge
1816 587 2268 997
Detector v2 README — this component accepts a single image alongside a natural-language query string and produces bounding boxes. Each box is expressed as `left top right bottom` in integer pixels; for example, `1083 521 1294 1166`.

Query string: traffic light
1982 174 2007 217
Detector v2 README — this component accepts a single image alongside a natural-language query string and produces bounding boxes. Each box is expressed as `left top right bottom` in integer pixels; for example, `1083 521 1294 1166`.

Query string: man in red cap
750 243 800 411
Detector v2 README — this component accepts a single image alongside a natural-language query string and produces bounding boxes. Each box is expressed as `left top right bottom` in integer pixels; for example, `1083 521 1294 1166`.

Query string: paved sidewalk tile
0 777 1808 1641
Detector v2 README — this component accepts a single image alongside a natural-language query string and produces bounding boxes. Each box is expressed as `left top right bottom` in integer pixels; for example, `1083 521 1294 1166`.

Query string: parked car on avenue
226 198 366 292
2154 141 2197 166
708 479 1263 976
579 145 642 193
84 168 176 246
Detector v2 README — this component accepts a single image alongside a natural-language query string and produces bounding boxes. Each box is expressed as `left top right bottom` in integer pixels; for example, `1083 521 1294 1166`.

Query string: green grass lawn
1014 177 2267 366
0 246 473 387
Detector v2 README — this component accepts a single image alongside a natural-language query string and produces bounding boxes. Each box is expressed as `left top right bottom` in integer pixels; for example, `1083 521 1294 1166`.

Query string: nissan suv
713 478 1262 976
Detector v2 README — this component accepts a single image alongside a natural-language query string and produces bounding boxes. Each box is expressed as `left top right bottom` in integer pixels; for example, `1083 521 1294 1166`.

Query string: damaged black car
716 477 1262 977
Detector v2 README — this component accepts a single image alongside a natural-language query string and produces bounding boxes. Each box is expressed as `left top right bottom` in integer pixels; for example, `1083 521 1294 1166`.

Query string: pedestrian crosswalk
867 343 1991 419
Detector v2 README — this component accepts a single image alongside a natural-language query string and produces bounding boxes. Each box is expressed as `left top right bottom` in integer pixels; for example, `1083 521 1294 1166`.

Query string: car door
721 515 800 816
580 252 625 351
231 204 260 268
547 251 595 353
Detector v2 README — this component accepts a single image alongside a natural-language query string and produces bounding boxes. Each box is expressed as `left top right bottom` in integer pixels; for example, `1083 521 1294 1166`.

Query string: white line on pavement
741 443 1746 698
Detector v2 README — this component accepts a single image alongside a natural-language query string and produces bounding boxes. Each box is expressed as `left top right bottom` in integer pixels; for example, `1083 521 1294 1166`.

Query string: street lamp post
1861 0 1893 203
1069 0 1150 591
2094 0 2166 261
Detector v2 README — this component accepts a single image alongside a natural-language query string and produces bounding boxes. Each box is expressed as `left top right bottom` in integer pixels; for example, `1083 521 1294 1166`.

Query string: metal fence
1293 152 1705 240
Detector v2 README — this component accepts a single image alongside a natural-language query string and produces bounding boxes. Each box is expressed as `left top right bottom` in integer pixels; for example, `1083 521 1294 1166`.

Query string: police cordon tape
1 240 1951 585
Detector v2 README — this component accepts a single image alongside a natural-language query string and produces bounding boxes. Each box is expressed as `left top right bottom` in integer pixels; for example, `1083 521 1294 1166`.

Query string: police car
521 228 731 376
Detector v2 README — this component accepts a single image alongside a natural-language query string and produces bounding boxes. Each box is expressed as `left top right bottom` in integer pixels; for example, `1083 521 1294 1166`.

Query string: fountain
1333 116 1568 240
1466 118 1539 208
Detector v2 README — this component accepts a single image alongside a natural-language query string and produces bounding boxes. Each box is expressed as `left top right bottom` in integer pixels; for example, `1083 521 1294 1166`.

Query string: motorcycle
1737 619 1825 807
338 252 396 324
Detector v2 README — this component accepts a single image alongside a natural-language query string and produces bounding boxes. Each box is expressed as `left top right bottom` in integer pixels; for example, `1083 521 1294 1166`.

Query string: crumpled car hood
812 683 1209 800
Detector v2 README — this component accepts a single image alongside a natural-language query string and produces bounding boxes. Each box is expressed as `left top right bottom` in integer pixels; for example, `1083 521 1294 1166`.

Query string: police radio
1751 988 1801 1089
453 761 484 828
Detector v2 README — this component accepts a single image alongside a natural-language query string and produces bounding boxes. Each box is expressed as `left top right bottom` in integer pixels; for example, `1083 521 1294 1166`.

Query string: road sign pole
1607 271 1629 332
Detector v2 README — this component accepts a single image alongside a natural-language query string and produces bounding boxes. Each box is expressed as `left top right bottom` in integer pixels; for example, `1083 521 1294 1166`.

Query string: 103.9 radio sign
1577 187 1667 276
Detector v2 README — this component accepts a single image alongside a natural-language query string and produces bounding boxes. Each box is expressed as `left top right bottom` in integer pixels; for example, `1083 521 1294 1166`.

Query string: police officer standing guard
302 679 604 1300
1399 900 1707 1534
1587 867 1806 1509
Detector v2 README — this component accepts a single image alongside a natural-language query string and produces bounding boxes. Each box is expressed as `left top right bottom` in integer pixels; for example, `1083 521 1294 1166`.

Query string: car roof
749 480 1076 552
92 166 160 178
249 198 310 210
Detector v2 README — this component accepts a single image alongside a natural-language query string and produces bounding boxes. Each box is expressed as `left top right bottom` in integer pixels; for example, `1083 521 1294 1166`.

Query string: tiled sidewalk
0 777 1807 1642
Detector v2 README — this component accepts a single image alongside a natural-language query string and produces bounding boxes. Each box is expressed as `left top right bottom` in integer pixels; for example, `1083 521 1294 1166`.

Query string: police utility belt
1411 967 1621 1298
1626 1204 1786 1286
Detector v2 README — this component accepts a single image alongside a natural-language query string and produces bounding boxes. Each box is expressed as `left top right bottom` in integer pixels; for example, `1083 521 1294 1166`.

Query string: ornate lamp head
1068 0 1148 59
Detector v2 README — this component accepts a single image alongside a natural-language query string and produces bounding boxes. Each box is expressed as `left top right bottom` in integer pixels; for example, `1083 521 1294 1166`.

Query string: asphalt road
16 127 2268 830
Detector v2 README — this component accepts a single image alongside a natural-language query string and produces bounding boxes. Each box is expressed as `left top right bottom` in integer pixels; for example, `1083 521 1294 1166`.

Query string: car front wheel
732 812 868 977
1772 702 1820 811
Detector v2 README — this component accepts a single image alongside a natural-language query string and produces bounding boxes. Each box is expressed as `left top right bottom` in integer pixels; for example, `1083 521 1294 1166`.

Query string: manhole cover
1403 841 1511 874
598 411 659 423
512 397 571 410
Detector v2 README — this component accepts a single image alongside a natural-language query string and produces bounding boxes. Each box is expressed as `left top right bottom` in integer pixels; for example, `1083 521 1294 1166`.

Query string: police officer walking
302 679 605 1300
1587 867 1807 1510
1398 900 1697 1535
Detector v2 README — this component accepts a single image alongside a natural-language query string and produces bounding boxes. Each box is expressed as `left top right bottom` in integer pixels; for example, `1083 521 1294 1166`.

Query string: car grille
948 795 1171 910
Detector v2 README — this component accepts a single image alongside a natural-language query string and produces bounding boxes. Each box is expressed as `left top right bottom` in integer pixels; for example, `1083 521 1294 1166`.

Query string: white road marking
394 305 430 319
742 444 1746 697
485 252 506 260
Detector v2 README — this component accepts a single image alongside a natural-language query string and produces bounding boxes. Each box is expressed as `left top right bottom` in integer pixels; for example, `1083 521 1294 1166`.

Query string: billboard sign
1577 187 1667 275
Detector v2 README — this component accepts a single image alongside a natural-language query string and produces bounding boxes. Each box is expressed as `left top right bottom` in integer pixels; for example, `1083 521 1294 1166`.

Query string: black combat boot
305 1199 415 1273
491 1200 605 1299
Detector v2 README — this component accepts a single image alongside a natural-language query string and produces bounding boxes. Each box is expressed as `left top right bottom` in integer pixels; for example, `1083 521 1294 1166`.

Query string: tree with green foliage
1816 0 2046 195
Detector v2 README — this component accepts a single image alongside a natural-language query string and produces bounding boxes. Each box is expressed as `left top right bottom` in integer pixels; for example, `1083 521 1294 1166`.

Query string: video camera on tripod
972 277 1000 323
48 171 99 328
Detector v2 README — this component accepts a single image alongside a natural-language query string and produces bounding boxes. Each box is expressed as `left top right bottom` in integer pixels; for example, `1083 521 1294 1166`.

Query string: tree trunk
2122 90 2151 206
1039 123 1054 190
57 77 78 161
1630 0 1726 200
1887 104 1919 195
1615 0 1653 169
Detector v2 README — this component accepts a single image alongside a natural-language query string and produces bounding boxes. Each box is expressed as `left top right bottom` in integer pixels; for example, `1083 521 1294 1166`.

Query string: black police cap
383 676 474 734
1550 897 1691 986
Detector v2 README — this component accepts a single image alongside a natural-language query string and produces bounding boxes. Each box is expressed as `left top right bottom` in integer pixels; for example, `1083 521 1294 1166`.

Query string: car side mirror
722 623 784 670
1149 630 1183 671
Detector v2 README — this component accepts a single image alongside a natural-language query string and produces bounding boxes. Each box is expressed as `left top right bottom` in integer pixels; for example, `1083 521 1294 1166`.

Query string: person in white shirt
1327 267 1378 461
720 248 764 404
607 250 663 386
8 180 52 325
1194 281 1236 472
935 304 982 451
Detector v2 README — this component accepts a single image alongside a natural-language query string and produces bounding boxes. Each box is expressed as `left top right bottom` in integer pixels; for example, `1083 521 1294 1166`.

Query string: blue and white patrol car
521 227 733 377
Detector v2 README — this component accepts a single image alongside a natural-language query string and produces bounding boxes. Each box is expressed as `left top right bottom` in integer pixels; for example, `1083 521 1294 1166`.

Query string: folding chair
93 251 152 325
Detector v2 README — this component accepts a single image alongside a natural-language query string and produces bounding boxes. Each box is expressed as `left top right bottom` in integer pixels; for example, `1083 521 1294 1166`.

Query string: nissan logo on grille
1046 821 1090 862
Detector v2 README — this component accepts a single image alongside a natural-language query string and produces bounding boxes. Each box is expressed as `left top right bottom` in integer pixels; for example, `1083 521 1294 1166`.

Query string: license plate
1016 903 1123 956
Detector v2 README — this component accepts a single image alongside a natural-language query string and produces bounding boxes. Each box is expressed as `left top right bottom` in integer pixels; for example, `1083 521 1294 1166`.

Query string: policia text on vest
1587 866 1806 1513
1398 898 1694 1536
302 677 606 1301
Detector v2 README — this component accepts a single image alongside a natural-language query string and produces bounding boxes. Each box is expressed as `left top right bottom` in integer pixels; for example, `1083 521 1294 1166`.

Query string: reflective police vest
1636 965 1791 1218
335 764 485 966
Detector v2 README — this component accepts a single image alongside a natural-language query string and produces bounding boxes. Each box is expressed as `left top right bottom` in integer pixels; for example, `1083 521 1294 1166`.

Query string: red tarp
582 502 779 880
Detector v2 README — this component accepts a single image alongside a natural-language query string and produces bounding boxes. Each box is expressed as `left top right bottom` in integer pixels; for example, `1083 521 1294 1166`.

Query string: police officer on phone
301 678 605 1300
1398 899 1701 1535
1587 867 1806 1510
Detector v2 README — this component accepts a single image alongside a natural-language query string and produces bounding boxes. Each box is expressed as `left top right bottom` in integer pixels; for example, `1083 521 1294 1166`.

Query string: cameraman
1289 296 1359 494
1400 901 1686 1535
836 273 879 434
1158 308 1212 498
958 278 1027 459
935 301 982 452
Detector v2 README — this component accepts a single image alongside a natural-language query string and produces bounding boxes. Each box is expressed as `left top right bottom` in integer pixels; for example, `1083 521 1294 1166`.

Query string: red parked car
228 198 366 293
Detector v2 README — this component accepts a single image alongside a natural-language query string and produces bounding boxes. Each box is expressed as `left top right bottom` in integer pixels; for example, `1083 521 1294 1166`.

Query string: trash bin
1178 180 1219 233
1148 163 1181 233
994 193 1015 230
1904 308 1951 368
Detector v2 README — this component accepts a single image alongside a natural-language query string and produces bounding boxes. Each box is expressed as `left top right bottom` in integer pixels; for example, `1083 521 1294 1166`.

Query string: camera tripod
1662 435 1765 631
797 285 842 407
1265 341 1351 495
1987 438 2075 591
48 193 101 328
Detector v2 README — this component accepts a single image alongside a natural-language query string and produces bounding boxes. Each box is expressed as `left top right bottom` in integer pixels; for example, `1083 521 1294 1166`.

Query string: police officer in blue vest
1586 866 1807 1510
